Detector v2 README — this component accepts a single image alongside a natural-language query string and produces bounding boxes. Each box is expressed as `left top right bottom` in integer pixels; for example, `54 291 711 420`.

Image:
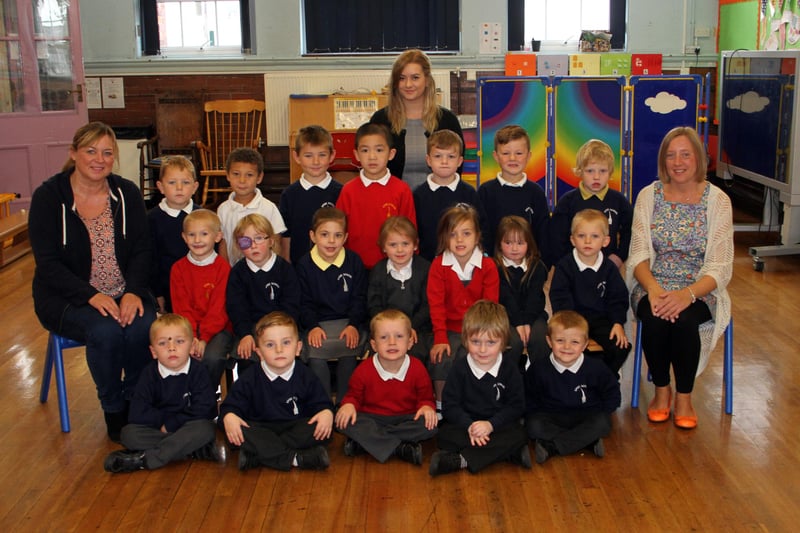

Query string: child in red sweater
170 209 233 389
335 309 437 465
336 123 417 269
427 204 499 411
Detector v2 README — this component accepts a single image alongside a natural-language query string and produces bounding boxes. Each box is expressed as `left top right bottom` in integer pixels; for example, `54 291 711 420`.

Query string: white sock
435 401 442 411
459 454 468 469
292 454 298 467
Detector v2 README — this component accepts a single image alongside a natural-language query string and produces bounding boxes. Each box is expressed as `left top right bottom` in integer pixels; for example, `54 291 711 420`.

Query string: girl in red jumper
427 204 499 411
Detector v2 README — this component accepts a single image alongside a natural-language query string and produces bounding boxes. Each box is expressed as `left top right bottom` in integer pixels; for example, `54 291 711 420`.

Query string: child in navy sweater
280 125 343 264
220 312 333 471
525 311 621 463
478 125 551 265
104 314 217 472
549 209 630 374
147 156 201 312
368 216 431 362
295 206 368 402
412 129 486 261
226 214 300 364
335 309 438 465
493 215 549 369
429 300 530 476
550 139 632 266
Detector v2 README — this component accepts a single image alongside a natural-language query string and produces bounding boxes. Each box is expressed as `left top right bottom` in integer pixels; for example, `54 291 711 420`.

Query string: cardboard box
537 55 570 76
599 53 632 76
505 53 537 76
631 54 663 75
570 54 601 75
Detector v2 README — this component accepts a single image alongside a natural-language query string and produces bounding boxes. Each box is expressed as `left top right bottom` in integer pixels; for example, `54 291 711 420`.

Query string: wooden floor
1 230 799 532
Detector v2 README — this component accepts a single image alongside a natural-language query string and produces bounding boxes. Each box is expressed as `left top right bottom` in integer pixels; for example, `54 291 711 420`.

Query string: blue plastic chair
39 333 84 432
631 318 733 414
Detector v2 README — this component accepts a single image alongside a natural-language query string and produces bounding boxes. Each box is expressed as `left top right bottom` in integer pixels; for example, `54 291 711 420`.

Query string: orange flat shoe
647 390 672 423
673 414 698 430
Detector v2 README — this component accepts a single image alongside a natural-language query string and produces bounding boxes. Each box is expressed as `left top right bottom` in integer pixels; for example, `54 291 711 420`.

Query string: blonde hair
386 49 441 134
63 122 119 173
378 216 418 249
159 154 197 181
547 310 589 340
494 125 530 151
183 209 221 233
233 213 279 254
370 309 412 339
435 203 481 256
254 311 299 341
493 216 541 285
427 129 463 155
571 208 609 236
461 300 511 348
149 313 193 344
657 126 707 183
574 139 614 176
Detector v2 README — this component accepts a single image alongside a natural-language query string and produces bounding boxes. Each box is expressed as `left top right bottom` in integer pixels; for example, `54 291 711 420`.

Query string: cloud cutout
644 92 687 114
726 91 770 113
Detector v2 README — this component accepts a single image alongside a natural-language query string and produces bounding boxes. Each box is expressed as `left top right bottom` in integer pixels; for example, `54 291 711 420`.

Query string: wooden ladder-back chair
195 99 266 206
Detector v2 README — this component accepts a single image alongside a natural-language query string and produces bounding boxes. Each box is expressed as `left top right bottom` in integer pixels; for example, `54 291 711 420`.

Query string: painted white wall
79 0 718 73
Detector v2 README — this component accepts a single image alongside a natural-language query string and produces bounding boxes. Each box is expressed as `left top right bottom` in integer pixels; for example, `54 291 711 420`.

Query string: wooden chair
329 131 361 172
194 99 266 206
137 95 203 201
630 318 734 414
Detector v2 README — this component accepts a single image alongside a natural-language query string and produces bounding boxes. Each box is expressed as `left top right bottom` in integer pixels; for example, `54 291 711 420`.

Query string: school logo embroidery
604 208 618 227
597 281 607 298
574 384 588 404
265 282 279 300
524 206 535 225
338 273 352 292
493 382 506 401
286 396 299 415
203 282 215 301
382 202 398 217
321 201 335 208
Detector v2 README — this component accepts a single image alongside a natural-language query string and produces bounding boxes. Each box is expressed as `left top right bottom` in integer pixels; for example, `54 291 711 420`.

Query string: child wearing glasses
226 214 301 370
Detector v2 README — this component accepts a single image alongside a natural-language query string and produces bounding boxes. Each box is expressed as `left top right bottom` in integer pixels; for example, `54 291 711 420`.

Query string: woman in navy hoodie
30 122 155 442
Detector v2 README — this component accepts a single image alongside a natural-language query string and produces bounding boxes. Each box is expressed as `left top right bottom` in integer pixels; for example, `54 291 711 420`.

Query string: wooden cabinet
288 94 387 181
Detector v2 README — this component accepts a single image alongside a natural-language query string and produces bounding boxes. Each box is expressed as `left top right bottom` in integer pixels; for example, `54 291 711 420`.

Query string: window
509 0 626 51
139 0 252 56
302 0 459 55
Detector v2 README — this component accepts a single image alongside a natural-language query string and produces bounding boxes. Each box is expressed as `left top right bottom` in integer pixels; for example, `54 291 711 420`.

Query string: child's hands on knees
516 324 531 345
307 327 327 348
237 335 256 358
414 405 438 430
468 420 493 447
339 325 360 350
192 339 206 359
609 323 629 348
223 413 249 446
310 409 333 440
335 403 357 429
430 343 450 364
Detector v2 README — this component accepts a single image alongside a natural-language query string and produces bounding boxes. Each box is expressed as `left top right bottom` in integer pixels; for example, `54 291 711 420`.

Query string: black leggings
636 296 712 393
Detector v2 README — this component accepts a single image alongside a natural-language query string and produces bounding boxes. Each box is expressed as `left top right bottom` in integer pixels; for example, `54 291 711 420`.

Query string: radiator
264 69 451 145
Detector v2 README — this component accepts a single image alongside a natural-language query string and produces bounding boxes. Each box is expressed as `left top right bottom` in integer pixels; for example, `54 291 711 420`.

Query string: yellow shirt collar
310 245 345 270
579 181 608 201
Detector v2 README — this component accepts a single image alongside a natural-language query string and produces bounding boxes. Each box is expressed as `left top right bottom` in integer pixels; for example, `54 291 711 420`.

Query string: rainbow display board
477 75 707 206
553 77 624 202
629 76 702 200
477 77 549 188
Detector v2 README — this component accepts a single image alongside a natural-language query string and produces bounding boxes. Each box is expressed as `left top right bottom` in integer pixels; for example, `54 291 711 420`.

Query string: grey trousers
339 413 437 462
120 419 216 469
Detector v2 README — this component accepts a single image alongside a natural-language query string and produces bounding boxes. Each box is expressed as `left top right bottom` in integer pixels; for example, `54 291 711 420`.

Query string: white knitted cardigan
625 181 734 375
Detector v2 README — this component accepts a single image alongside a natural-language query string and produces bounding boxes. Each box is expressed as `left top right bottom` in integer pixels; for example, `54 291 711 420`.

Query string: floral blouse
80 198 126 298
631 182 716 314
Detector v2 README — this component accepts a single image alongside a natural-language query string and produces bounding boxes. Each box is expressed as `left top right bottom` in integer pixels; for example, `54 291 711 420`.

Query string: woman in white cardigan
626 127 733 430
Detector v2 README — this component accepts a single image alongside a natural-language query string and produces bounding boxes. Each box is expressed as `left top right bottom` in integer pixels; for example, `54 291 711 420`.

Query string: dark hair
427 129 463 155
355 122 394 149
311 206 348 233
435 203 481 256
494 125 530 152
294 125 333 154
493 215 541 285
225 147 264 174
